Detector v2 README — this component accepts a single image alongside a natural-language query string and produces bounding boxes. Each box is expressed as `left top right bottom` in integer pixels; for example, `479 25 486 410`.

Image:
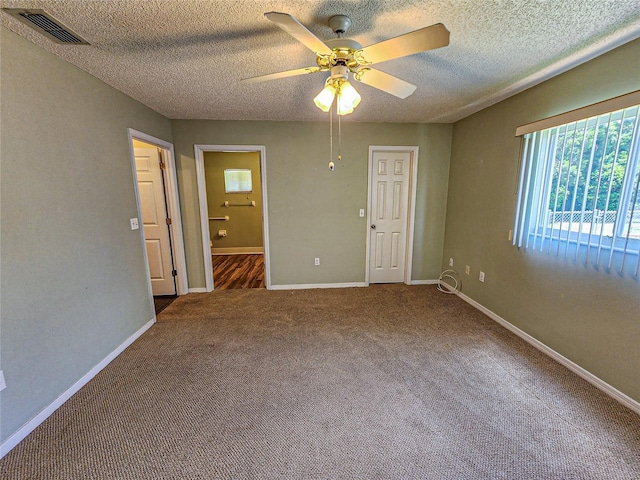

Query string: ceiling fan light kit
314 64 362 115
243 12 450 169
336 81 361 115
243 11 449 102
313 81 336 112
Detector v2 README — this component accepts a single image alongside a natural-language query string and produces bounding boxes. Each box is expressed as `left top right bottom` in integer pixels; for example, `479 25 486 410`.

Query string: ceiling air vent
2 8 89 45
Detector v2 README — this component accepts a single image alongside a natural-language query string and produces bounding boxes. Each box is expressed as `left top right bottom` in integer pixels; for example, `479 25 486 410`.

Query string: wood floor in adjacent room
212 254 265 290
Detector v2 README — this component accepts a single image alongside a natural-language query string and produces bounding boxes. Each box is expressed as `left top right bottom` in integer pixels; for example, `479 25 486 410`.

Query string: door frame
194 144 271 292
365 146 419 285
128 129 188 296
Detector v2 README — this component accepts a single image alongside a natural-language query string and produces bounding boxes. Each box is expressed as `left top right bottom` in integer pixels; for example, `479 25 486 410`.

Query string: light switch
359 209 365 217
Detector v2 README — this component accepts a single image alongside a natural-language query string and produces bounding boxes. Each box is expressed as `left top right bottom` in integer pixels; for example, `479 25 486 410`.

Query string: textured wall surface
171 120 452 288
443 38 640 402
0 27 173 442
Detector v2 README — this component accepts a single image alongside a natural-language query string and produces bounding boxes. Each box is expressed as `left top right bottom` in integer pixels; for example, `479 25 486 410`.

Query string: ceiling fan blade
356 23 449 65
265 12 333 55
354 68 417 99
242 66 322 84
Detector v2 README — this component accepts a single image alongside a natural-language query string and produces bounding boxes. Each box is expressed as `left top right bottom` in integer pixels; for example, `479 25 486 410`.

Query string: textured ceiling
2 0 639 123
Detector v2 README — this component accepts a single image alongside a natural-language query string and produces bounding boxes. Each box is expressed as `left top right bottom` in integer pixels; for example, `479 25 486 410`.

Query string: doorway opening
195 145 271 291
128 130 188 314
366 146 419 285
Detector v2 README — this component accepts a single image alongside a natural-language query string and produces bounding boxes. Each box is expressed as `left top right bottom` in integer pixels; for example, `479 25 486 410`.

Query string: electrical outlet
479 271 485 282
130 218 139 230
314 257 320 266
508 229 513 241
449 257 454 267
465 265 471 275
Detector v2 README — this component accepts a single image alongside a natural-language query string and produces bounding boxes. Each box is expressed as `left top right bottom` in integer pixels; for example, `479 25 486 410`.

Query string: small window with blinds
513 103 640 276
224 169 252 194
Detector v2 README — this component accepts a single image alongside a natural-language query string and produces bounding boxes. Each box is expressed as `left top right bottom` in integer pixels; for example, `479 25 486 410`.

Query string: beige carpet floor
1 284 639 479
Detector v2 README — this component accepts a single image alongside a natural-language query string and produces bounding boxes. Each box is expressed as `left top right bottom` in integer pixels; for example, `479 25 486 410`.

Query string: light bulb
314 83 336 112
337 81 361 115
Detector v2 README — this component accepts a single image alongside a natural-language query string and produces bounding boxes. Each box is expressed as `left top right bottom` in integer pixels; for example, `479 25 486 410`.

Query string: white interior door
368 149 412 283
135 147 175 295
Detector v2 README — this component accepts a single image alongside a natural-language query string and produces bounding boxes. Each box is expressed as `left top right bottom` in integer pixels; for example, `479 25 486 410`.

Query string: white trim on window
515 90 640 137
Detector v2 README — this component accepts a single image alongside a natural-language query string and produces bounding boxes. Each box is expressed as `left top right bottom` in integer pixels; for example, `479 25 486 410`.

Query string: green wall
0 28 173 442
444 38 640 402
204 152 263 251
172 121 452 287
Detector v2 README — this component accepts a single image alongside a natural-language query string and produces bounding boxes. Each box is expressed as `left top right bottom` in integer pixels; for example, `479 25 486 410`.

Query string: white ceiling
2 0 639 123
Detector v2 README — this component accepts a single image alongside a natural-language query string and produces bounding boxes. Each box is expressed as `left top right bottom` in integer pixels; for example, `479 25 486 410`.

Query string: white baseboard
270 281 439 290
409 279 439 285
454 290 640 415
269 282 367 291
188 287 209 293
0 317 156 458
211 247 264 255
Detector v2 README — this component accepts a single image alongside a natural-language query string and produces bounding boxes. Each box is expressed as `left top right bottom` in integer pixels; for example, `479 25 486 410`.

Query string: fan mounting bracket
328 15 352 35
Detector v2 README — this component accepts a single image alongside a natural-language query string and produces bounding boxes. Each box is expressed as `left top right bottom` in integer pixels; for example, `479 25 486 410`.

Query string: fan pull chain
338 106 342 163
329 101 334 171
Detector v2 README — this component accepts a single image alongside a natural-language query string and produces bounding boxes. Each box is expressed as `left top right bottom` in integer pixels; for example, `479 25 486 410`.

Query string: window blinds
513 101 640 277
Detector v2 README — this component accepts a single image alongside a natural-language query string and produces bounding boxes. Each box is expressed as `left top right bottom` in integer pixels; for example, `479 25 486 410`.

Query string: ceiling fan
242 12 450 110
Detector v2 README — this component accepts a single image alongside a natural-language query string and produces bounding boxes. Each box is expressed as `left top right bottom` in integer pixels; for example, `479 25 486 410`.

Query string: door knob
371 224 376 229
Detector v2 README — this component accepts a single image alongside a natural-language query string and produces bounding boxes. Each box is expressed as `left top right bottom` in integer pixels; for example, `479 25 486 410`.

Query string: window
514 102 640 276
224 169 252 193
